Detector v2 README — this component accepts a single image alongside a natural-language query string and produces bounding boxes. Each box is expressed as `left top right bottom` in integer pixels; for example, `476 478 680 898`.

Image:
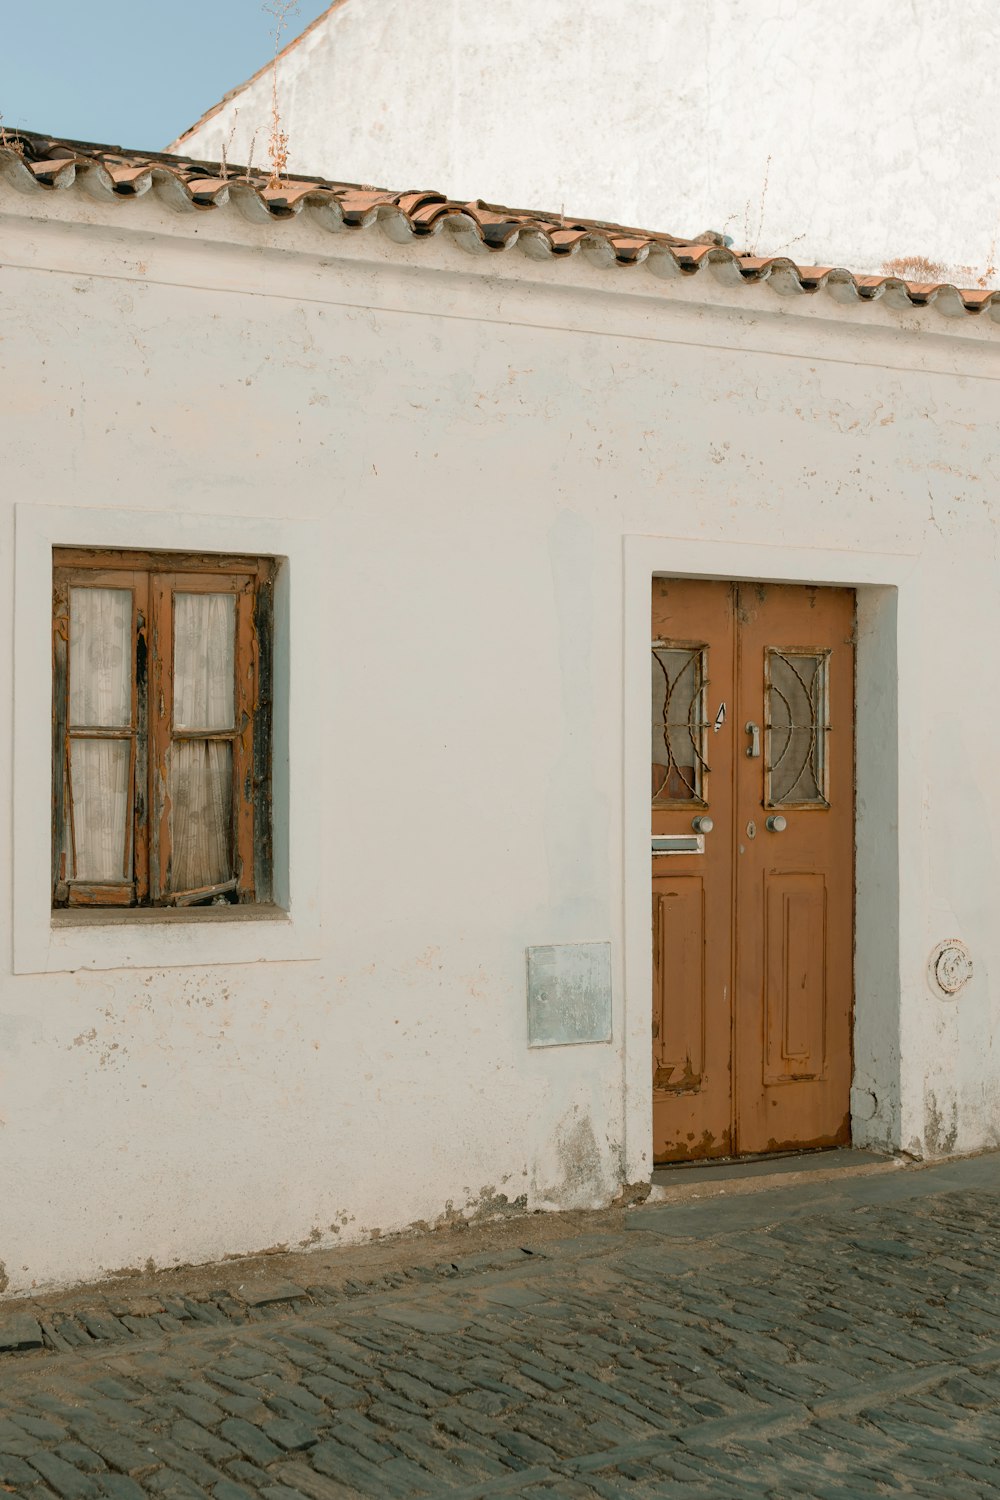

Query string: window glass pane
69 738 131 880
173 593 235 731
69 588 131 727
651 645 708 804
169 740 233 891
766 650 830 805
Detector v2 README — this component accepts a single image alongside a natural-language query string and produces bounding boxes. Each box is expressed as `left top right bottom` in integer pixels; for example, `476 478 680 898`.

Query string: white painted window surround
13 503 325 974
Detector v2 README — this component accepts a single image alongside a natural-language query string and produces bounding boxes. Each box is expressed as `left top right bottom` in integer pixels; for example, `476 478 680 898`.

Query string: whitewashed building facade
1 128 999 1294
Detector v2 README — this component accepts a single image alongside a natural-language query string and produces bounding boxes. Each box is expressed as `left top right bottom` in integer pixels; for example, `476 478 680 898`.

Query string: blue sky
0 1 331 150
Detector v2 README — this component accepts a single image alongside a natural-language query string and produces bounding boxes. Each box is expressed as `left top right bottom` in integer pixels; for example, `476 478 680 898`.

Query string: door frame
621 533 919 1184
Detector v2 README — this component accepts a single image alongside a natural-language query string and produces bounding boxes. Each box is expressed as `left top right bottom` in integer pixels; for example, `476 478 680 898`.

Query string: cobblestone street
1 1154 1000 1498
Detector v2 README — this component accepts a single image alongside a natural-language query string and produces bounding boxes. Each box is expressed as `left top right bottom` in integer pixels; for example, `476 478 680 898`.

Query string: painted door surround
621 535 917 1186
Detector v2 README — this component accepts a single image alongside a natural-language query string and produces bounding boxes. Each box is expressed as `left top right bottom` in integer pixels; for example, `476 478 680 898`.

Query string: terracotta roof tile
185 176 232 204
395 191 448 215
335 188 396 222
406 200 451 230
2 130 997 328
547 227 587 249
106 164 155 189
674 244 715 264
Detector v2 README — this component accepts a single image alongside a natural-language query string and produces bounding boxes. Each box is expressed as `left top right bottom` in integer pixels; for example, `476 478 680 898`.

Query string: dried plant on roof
976 228 998 291
219 109 240 183
882 254 948 283
745 153 772 258
0 114 24 158
723 153 804 261
262 0 299 189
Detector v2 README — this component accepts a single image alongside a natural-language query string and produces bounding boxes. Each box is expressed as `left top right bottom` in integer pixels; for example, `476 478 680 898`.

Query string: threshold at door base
646 1146 905 1205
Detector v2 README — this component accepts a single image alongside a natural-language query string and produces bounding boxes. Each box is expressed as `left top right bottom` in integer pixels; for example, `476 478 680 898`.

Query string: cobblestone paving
2 1156 1000 1498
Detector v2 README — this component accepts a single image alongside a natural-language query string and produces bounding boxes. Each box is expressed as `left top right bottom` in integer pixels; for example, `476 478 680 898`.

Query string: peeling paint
436 1187 531 1230
614 1180 652 1208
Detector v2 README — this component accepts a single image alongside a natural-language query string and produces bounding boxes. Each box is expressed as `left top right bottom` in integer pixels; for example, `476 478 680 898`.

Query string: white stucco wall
2 178 1000 1295
171 0 1000 289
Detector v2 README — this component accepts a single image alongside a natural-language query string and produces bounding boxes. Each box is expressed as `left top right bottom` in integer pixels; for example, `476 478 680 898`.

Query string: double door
651 579 854 1162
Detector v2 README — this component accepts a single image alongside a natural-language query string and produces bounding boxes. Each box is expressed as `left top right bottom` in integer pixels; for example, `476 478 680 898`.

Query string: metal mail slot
651 835 704 856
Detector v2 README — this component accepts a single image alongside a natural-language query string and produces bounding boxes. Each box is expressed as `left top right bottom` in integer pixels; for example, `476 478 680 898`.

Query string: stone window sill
51 903 289 928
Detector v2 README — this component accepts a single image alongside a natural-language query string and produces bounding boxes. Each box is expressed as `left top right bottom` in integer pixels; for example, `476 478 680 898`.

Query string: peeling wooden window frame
52 547 274 911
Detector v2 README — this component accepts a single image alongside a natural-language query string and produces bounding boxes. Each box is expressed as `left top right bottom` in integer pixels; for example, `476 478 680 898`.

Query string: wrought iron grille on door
651 644 709 805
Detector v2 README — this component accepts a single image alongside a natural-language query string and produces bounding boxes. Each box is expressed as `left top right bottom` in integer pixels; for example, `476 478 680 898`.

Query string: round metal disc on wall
929 939 973 998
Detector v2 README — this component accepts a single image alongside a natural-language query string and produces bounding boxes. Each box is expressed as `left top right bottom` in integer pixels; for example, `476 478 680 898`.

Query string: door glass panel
168 739 233 891
173 593 235 731
69 588 131 727
651 644 708 805
766 649 830 806
69 738 131 880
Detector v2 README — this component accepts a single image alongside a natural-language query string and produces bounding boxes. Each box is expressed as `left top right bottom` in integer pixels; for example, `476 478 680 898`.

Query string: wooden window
52 548 274 909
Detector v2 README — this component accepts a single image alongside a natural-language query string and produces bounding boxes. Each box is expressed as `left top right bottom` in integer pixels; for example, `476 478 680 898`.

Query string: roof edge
2 135 998 335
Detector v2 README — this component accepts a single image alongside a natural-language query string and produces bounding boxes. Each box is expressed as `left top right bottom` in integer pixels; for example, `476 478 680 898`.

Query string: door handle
766 815 787 833
691 816 714 834
745 722 761 758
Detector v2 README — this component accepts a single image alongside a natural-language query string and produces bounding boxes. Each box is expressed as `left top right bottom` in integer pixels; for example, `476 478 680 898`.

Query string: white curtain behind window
68 588 132 880
170 741 233 891
173 593 235 730
170 593 236 891
69 587 131 726
70 739 130 880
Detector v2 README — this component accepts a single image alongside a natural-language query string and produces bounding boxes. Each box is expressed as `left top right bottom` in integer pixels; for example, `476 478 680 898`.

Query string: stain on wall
531 1108 608 1211
924 1089 959 1159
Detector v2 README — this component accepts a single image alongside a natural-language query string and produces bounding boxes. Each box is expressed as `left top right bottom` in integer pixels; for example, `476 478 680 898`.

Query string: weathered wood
54 547 273 577
134 582 150 904
67 883 135 907
168 877 239 907
651 580 855 1163
52 552 273 911
253 576 274 904
149 574 170 901
51 582 69 899
233 583 257 903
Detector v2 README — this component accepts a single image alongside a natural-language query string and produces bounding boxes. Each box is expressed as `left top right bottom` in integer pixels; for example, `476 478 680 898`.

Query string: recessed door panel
653 880 706 1091
764 873 827 1084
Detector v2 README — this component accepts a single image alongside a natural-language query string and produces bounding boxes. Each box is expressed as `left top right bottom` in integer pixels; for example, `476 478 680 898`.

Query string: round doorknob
766 815 787 833
691 816 714 834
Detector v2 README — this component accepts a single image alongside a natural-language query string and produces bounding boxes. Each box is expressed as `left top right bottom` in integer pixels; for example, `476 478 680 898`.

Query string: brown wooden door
652 579 854 1163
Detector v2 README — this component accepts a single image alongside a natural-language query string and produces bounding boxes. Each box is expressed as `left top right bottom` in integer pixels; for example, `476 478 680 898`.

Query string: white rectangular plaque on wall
526 942 613 1047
